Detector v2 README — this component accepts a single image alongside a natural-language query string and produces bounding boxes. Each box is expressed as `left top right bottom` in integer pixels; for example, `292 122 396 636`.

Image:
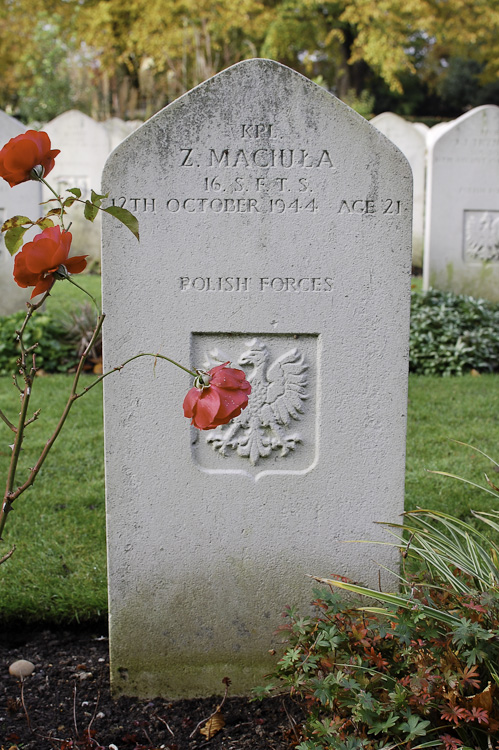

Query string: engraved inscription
464 210 499 262
166 122 334 213
111 197 156 212
338 199 403 215
178 276 333 292
241 123 273 138
109 124 406 218
204 339 308 466
205 148 334 169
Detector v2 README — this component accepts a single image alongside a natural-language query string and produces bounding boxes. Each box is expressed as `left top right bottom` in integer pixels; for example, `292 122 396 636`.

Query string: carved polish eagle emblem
204 338 308 466
464 211 499 262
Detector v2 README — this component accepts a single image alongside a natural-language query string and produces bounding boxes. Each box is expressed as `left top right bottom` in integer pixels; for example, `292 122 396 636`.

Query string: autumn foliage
258 579 499 750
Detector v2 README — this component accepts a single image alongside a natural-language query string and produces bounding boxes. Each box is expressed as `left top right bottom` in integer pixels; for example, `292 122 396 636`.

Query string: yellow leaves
1 215 32 232
199 709 226 739
1 215 55 256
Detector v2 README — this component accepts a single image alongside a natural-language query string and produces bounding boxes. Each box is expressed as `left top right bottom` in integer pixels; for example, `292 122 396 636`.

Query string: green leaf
63 197 77 208
399 714 430 740
66 187 81 198
36 217 56 229
90 189 108 208
84 200 99 223
367 712 398 735
1 215 31 232
5 225 29 255
102 205 139 240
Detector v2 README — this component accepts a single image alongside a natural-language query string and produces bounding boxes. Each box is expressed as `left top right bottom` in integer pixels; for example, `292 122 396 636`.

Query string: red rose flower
183 362 251 430
13 226 87 298
0 130 60 187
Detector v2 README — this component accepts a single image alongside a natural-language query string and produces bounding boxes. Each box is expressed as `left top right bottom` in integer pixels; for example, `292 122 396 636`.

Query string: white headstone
413 122 430 137
103 117 142 150
43 111 113 260
371 112 426 267
0 112 43 315
102 59 412 699
423 105 499 299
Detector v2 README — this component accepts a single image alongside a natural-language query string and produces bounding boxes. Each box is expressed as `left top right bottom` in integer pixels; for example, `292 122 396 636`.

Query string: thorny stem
0 310 198 551
1 293 50 543
0 545 15 564
39 176 66 229
80 352 197 396
0 312 104 547
0 408 16 433
66 275 99 312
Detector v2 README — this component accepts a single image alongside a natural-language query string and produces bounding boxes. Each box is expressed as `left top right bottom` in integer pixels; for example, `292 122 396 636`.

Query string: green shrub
0 300 102 375
1 287 498 376
258 583 499 750
410 290 499 376
0 310 78 374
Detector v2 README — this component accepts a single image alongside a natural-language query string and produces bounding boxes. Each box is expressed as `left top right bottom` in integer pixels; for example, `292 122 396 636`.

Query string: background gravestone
43 111 113 261
103 117 142 150
101 59 412 699
423 105 499 300
371 112 426 267
0 111 42 315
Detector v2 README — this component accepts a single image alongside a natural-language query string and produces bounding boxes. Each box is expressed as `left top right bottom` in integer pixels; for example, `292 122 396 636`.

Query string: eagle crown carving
204 338 309 466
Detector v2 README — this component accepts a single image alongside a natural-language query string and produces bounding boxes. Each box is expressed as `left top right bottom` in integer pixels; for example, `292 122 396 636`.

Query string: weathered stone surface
371 112 426 266
0 111 42 315
423 106 499 299
101 60 412 699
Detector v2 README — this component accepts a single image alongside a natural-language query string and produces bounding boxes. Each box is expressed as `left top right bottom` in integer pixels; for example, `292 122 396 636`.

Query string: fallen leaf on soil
200 710 225 739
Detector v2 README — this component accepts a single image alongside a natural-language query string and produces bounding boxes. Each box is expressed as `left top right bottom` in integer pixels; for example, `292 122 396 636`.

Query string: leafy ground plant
410 290 499 376
257 452 499 750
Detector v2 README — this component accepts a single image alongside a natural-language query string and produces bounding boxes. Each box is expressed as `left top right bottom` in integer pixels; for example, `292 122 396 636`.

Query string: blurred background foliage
0 0 498 124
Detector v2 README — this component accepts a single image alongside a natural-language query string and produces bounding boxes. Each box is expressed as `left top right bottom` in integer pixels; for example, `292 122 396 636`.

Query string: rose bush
0 128 252 562
0 130 60 187
183 362 251 429
13 225 87 298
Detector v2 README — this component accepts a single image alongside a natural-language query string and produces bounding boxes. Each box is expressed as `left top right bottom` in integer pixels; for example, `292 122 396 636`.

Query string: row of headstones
1 102 499 314
372 107 499 300
2 60 497 699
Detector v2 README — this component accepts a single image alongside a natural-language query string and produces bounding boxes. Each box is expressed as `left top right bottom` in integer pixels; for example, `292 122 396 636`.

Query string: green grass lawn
0 366 498 623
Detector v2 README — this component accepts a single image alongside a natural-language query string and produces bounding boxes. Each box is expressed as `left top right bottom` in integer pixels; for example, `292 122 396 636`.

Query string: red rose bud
0 130 60 187
183 362 251 430
13 225 87 298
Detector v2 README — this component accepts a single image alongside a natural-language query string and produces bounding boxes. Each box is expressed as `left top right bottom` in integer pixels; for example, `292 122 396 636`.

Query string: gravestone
43 111 113 261
423 106 499 300
413 122 430 137
0 111 42 315
103 117 142 150
371 112 426 266
101 59 412 699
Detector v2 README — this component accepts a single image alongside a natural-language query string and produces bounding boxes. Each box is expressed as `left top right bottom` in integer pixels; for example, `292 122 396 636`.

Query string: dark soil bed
0 623 303 749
